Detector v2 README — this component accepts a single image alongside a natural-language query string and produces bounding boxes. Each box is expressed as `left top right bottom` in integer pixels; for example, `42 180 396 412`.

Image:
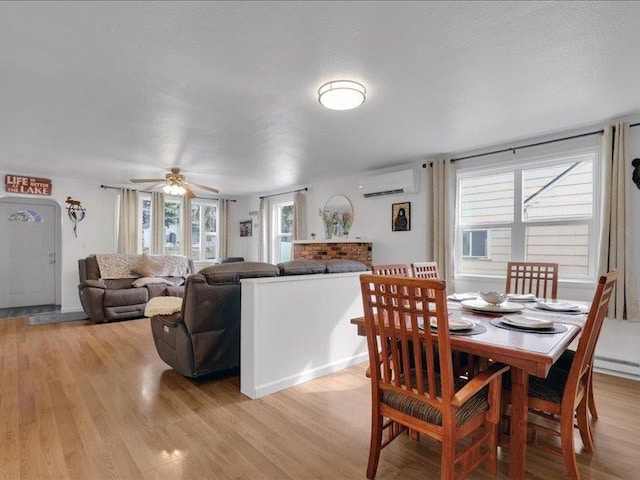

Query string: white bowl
479 291 509 305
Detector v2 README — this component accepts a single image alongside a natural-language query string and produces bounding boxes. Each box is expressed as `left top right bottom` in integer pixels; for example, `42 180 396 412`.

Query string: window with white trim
456 150 599 280
271 200 294 263
190 200 218 261
137 193 190 256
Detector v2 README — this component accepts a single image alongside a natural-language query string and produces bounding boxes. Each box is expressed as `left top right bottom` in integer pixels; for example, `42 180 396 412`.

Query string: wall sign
5 175 52 195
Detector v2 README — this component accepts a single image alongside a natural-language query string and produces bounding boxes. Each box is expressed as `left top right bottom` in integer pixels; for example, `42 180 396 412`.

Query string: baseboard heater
594 355 640 379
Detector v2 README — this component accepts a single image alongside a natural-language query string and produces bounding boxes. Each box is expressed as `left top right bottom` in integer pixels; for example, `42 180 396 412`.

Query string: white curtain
258 197 269 262
219 198 230 258
151 191 165 254
117 188 139 254
431 159 455 289
181 196 192 258
599 122 638 321
293 190 306 241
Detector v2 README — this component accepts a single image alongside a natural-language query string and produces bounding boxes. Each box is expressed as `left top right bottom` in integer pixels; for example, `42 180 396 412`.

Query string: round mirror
320 195 353 238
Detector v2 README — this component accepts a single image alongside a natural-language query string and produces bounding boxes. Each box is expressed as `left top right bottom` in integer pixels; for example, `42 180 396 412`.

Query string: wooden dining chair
360 274 509 480
502 270 617 480
411 261 440 279
371 263 409 277
505 261 559 299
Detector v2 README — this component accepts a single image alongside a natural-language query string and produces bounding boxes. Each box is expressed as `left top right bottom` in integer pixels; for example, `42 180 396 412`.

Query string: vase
323 221 333 239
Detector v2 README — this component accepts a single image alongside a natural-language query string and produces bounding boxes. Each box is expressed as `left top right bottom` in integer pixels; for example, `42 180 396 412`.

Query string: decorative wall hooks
65 196 86 238
633 158 640 190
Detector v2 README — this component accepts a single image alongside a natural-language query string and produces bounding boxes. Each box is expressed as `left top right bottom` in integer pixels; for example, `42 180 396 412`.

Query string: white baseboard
594 355 640 380
245 352 368 400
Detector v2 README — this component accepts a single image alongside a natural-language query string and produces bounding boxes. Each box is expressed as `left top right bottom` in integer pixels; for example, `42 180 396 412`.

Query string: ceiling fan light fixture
318 80 366 111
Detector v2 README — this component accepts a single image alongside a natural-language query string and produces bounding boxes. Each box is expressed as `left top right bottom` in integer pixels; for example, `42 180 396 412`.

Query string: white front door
0 201 56 308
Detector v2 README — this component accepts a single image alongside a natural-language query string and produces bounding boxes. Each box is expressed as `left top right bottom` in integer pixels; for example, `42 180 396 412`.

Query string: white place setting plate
535 301 586 313
461 299 525 314
447 293 478 302
507 293 538 302
500 315 555 329
430 316 475 331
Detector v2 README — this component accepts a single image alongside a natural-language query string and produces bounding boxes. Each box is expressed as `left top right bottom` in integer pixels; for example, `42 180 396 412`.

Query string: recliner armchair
150 261 279 377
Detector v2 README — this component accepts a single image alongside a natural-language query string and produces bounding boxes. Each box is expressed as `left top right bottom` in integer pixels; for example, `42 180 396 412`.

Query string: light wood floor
1 316 638 479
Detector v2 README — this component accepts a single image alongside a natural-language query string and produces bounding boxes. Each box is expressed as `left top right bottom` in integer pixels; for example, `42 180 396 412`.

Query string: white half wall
240 272 367 399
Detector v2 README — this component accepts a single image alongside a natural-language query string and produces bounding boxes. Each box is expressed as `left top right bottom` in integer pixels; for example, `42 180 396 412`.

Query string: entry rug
28 311 89 326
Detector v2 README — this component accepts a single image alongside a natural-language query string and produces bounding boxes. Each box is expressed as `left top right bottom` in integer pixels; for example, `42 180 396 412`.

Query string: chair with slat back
371 263 409 277
411 261 440 279
505 261 597 418
503 270 617 480
360 274 509 480
505 261 558 300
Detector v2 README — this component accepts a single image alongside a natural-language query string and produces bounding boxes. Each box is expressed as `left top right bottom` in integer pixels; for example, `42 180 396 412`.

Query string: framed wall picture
392 202 410 232
240 220 252 237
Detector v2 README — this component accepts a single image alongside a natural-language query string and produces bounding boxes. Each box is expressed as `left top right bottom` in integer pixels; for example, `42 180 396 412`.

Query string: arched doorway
0 196 62 308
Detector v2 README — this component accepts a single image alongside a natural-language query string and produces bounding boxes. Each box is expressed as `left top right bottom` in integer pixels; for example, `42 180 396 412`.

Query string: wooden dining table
351 299 585 480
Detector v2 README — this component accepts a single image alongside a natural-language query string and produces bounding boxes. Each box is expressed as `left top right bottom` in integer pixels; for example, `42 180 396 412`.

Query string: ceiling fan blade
188 182 219 194
185 186 197 199
130 178 166 183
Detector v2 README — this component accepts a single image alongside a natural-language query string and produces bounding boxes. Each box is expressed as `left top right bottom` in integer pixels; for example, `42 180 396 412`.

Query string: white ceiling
2 1 640 196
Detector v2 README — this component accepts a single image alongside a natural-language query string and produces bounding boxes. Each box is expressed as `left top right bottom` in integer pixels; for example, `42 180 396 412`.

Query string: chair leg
577 397 594 454
560 406 580 480
367 412 383 479
486 418 499 474
587 367 598 419
440 434 456 480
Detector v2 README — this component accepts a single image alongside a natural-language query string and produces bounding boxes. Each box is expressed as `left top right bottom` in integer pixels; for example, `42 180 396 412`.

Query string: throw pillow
277 260 327 275
131 254 163 277
324 259 368 273
132 277 175 288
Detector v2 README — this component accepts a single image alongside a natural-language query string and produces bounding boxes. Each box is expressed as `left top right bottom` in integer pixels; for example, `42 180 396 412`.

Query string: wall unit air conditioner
358 168 419 198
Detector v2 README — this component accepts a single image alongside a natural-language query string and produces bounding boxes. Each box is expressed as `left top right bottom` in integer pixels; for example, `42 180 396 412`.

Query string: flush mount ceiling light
318 80 366 111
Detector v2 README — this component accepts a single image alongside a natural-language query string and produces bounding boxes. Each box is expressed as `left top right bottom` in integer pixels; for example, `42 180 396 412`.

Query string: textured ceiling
1 1 639 196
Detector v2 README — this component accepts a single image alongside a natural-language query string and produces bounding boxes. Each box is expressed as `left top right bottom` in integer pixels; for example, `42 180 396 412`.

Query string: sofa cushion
199 262 280 284
324 259 368 273
131 254 163 277
277 260 327 276
103 287 148 307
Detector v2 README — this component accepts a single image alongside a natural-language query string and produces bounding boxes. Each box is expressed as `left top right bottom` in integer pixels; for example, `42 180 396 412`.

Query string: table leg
508 367 528 480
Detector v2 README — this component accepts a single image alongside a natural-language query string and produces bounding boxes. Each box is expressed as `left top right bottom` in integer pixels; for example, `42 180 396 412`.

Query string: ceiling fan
130 168 219 198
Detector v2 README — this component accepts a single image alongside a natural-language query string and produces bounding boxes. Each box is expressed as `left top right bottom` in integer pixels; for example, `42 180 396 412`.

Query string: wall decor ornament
240 220 252 237
392 202 410 232
319 195 354 239
65 196 86 238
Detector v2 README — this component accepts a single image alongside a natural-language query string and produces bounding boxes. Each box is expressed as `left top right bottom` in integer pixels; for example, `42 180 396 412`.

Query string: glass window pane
8 209 44 223
280 205 293 234
204 206 216 233
280 237 292 261
523 160 593 221
141 199 151 254
526 224 590 276
164 201 181 255
460 228 511 274
460 172 514 224
205 233 217 259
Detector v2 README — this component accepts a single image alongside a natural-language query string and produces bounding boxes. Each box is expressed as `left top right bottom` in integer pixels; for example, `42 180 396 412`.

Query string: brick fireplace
292 240 373 267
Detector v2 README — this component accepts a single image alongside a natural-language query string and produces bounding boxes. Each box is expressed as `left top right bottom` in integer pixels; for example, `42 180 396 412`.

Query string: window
456 150 598 280
164 198 181 255
271 200 293 263
136 195 218 259
462 230 489 258
140 197 151 254
191 200 218 261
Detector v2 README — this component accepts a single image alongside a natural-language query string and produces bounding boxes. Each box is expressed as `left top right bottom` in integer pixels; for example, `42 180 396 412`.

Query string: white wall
0 172 116 312
229 163 432 265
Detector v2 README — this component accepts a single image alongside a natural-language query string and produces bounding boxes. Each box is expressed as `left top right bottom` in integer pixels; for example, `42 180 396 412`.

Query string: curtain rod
100 185 236 202
424 122 640 167
259 187 308 200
